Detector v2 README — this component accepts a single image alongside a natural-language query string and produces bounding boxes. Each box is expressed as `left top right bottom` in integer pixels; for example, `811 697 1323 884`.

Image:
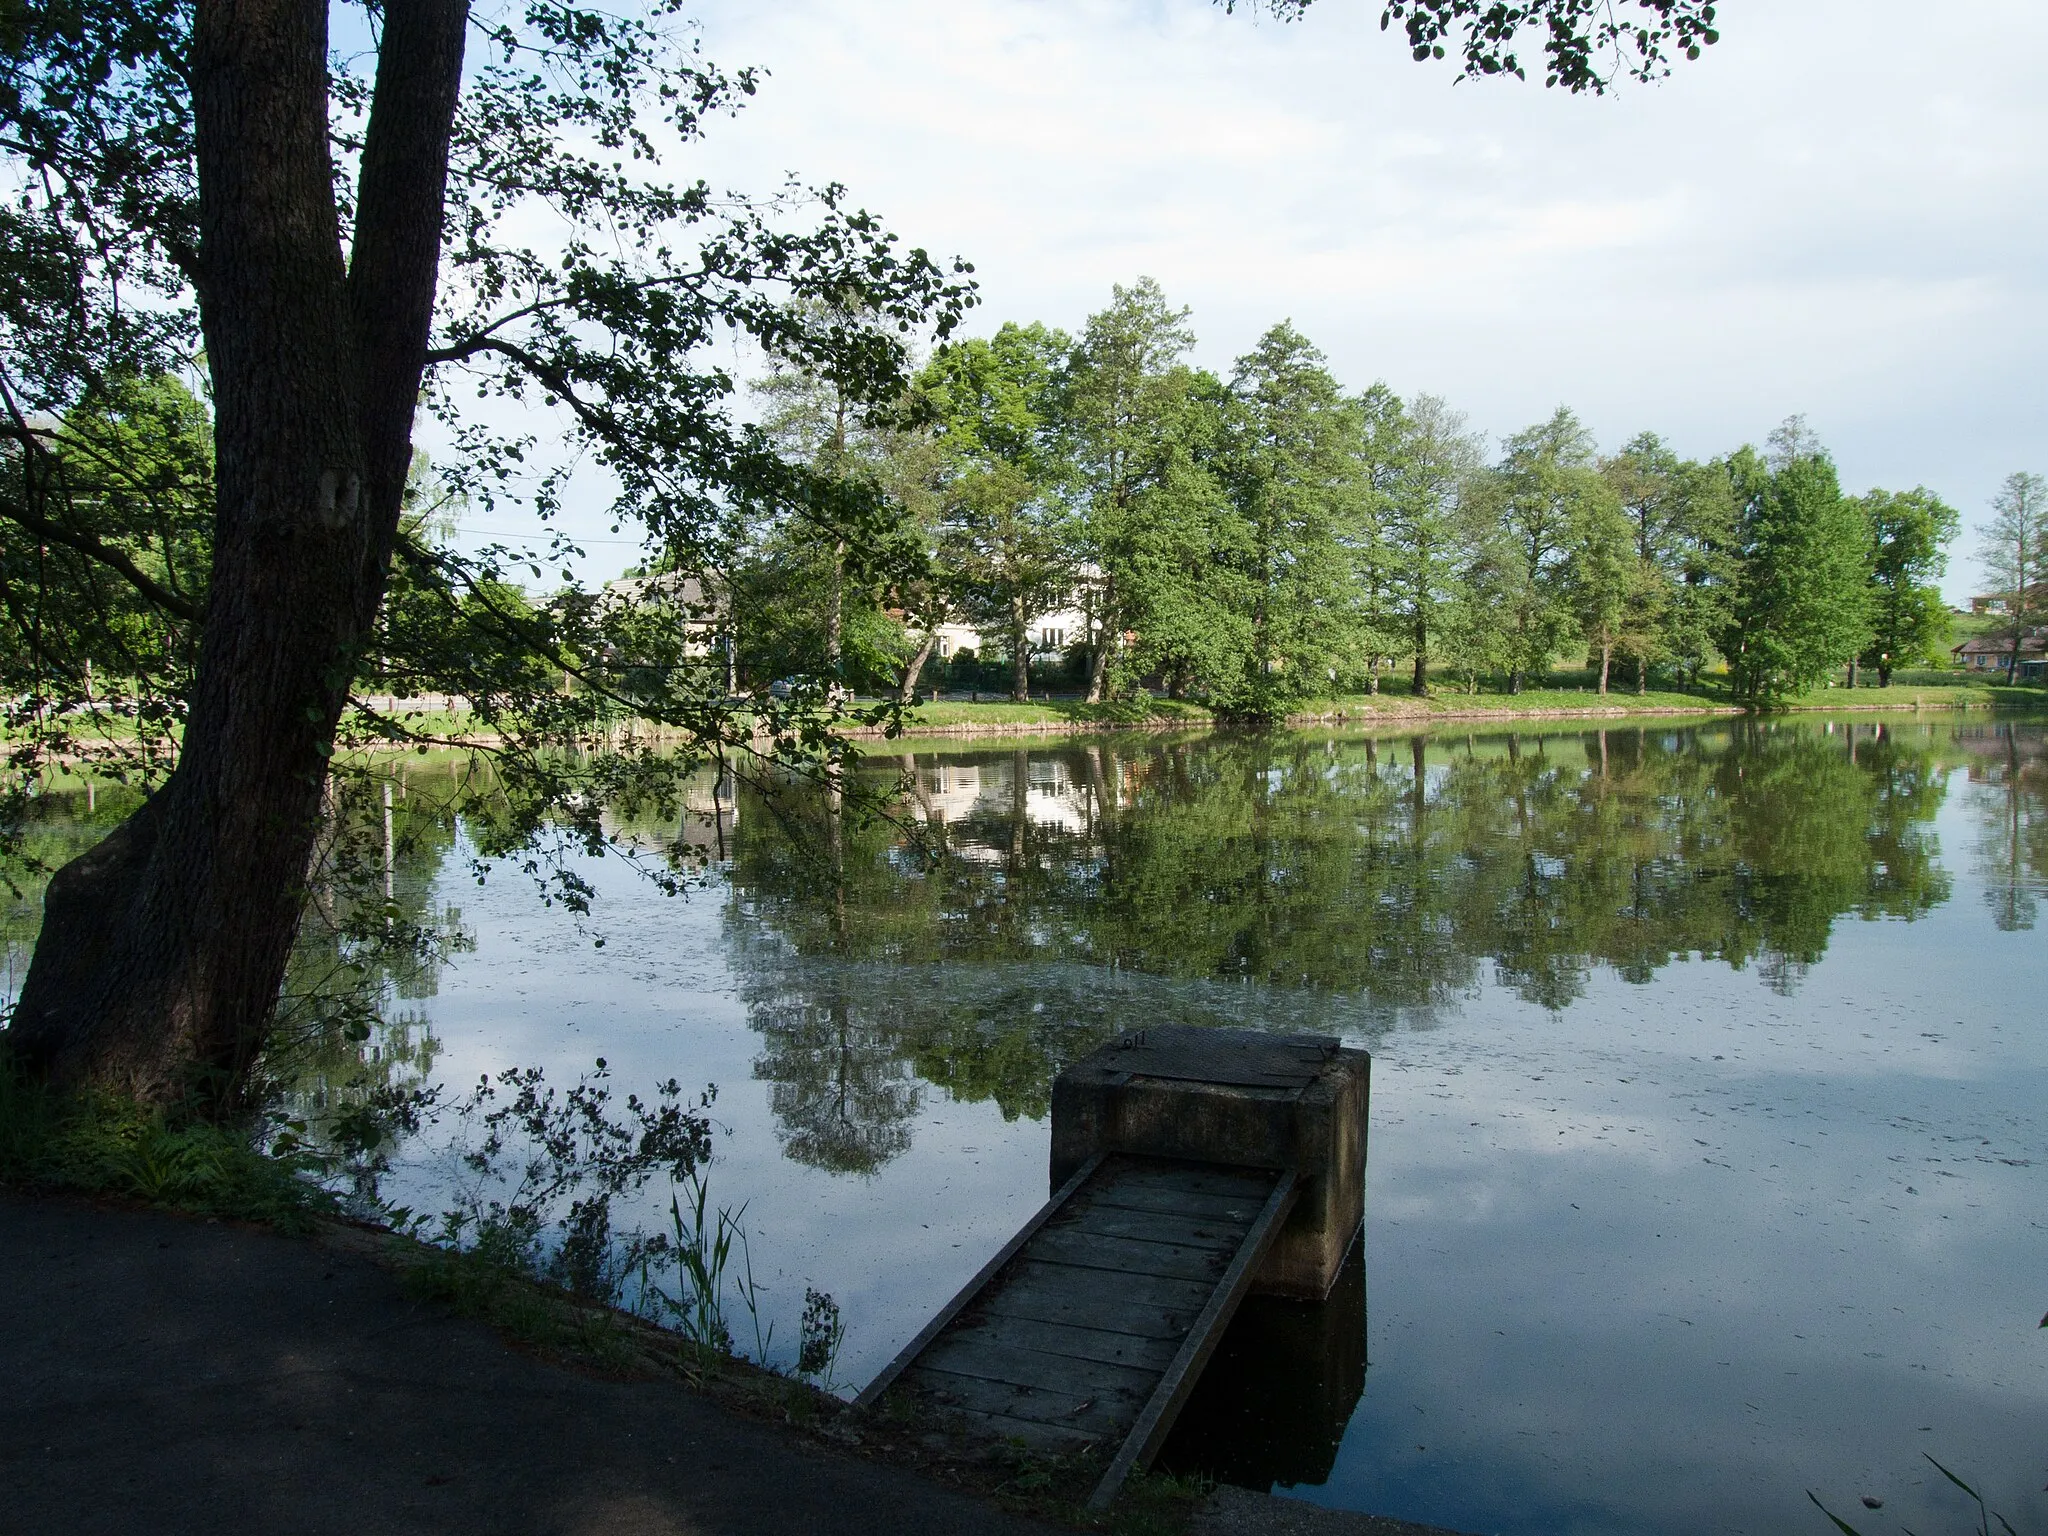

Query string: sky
455 0 2048 604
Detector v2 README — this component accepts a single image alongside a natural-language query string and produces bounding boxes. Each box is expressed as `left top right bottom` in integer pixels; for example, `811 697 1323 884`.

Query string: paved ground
1 1192 1476 1536
2 1193 1066 1535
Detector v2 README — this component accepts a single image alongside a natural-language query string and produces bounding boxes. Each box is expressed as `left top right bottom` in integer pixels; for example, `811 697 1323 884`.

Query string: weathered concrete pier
856 1026 1369 1509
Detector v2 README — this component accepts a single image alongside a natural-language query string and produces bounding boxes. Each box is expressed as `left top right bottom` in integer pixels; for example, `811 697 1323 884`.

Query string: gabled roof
1954 628 2048 656
599 570 723 618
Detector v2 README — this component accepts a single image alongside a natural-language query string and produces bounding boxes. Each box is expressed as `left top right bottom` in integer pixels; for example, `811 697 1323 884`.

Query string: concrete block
1050 1025 1369 1299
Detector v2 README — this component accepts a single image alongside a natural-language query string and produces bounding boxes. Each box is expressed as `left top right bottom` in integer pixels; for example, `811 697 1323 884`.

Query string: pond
13 714 2048 1536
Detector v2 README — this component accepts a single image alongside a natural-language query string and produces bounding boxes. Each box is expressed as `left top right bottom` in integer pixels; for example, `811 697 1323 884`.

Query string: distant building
1970 583 2048 615
928 603 1097 663
912 567 1106 666
1954 628 2048 680
598 571 727 658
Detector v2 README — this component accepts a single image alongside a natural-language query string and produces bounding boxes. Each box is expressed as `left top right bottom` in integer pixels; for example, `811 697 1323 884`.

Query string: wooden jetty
857 1027 1369 1510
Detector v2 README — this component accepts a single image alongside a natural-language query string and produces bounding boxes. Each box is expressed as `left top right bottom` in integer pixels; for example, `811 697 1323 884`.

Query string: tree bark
1084 581 1115 704
825 537 845 674
897 627 937 705
9 0 469 1109
1410 619 1429 697
1009 595 1029 702
1598 638 1611 695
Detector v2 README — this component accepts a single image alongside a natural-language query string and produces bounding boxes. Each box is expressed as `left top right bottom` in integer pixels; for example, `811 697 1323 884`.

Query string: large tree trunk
825 537 845 673
1410 619 1428 697
1598 638 1611 695
897 627 937 705
1084 586 1115 704
1084 639 1111 703
1009 596 1030 702
8 0 468 1110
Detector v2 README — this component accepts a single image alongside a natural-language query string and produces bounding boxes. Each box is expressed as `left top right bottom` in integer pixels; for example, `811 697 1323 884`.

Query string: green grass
889 697 1215 731
1773 679 2048 711
396 1240 661 1375
1288 684 1736 720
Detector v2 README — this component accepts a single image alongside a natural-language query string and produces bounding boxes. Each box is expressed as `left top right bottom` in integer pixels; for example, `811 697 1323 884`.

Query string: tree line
738 279 1967 713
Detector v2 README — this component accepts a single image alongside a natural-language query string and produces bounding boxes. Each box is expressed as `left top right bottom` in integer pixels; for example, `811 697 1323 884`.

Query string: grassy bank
864 678 2048 741
875 697 1216 734
1285 685 1738 723
1772 679 2046 711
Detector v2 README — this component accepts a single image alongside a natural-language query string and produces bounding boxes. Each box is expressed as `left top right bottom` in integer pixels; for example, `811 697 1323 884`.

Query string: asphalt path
1 1192 1066 1536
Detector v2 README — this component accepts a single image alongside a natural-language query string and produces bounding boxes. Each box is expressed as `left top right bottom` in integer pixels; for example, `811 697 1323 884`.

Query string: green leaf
1806 1490 1867 1536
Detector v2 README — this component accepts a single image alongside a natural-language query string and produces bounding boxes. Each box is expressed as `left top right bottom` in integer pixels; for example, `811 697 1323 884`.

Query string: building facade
1954 629 2048 681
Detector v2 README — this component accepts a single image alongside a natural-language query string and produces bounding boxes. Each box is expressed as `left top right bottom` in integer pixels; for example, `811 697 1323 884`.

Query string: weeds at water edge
1809 1455 2023 1536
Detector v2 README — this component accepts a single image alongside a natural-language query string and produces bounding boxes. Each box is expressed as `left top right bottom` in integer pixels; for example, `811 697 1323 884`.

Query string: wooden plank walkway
855 1152 1299 1509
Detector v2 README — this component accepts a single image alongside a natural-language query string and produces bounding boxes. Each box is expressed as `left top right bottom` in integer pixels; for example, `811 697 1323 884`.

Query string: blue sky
453 1 2048 603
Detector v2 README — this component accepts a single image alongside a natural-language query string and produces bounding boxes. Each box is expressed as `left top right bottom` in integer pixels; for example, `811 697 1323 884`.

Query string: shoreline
30 692 2040 769
863 692 2041 742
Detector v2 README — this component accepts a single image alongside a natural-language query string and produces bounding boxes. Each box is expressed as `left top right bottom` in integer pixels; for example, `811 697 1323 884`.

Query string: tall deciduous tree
922 323 1074 702
1722 420 1872 704
1350 382 1412 695
1110 369 1250 702
1661 455 1741 686
1489 407 1601 693
1979 471 2048 682
1854 487 1958 686
1600 432 1684 691
1382 394 1485 697
1567 470 1632 694
748 303 944 696
1061 278 1200 702
1219 323 1367 713
1 1 970 1107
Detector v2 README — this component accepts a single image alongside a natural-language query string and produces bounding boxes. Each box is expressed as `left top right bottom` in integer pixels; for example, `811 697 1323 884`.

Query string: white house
926 568 1104 662
928 601 1096 663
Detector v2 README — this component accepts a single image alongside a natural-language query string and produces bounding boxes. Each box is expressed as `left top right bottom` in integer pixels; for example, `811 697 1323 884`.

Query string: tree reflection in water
1964 721 2048 931
728 717 2007 1174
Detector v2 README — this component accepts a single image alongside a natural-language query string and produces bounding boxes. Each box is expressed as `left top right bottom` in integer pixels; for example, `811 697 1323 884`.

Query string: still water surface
23 715 2048 1535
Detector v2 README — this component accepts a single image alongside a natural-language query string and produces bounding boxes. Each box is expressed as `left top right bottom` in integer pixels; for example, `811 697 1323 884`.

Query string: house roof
599 571 722 619
1954 628 2048 656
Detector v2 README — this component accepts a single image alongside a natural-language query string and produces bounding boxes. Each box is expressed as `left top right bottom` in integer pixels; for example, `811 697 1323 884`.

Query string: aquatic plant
1809 1455 2022 1536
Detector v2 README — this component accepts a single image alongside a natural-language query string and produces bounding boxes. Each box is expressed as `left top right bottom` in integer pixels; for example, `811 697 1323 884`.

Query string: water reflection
8 715 2044 1534
327 714 2048 1535
1160 1234 1369 1490
1965 726 2048 930
724 719 2004 1171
